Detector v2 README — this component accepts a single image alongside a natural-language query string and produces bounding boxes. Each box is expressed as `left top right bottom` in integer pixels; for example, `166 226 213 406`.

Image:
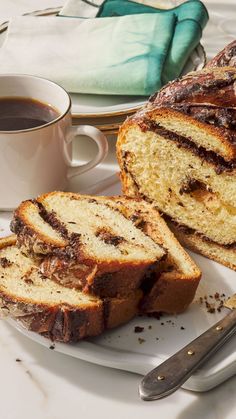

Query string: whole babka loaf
117 66 236 270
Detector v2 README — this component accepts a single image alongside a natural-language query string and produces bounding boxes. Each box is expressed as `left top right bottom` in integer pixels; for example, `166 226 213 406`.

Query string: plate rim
6 305 236 393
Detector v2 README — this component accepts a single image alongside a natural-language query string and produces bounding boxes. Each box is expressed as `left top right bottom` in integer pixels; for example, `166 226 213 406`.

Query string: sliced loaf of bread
0 237 141 342
11 193 201 313
117 66 236 271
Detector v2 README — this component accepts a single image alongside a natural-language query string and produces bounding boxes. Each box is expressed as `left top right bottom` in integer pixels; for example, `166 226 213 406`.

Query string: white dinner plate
0 6 205 118
1 175 236 393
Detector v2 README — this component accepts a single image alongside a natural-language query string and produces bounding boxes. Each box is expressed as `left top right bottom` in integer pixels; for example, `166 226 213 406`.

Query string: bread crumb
138 338 145 344
198 292 227 313
147 312 162 320
134 326 144 333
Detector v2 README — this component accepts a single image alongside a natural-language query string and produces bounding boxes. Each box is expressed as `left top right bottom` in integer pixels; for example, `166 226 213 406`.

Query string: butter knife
139 294 236 401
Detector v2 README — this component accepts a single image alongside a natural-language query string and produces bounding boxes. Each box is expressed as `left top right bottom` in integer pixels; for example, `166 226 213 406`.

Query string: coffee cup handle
65 125 108 179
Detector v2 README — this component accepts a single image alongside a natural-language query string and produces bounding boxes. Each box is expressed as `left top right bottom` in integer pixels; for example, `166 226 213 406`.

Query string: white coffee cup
0 74 108 210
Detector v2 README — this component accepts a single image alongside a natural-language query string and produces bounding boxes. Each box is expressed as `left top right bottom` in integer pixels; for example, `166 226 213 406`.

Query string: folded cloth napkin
98 0 207 21
59 0 104 18
60 0 209 86
59 0 176 17
0 1 208 96
0 14 176 95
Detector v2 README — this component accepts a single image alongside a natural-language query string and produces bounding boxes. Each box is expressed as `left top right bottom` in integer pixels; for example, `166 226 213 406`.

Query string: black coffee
0 97 60 130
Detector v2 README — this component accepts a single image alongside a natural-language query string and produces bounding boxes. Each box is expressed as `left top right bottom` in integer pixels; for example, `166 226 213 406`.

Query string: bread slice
167 219 236 271
111 198 201 314
12 193 201 314
117 66 236 270
11 192 166 298
0 237 141 342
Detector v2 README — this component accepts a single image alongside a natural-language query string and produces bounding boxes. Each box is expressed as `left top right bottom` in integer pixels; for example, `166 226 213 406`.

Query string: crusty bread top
150 66 236 107
206 40 236 68
118 66 236 164
11 192 166 266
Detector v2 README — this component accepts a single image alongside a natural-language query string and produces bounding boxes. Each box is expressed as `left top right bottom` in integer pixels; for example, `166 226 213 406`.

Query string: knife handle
139 309 236 401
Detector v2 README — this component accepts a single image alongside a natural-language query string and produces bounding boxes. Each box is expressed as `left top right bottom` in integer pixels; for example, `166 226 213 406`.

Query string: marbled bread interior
11 192 201 313
11 192 165 298
117 66 236 270
0 237 141 342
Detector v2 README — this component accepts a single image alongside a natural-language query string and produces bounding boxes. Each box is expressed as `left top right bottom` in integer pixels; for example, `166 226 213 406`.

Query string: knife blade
139 294 236 401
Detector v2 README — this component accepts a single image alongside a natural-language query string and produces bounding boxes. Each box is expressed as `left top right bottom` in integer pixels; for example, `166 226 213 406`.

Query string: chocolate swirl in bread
11 193 201 315
0 237 142 342
117 65 236 270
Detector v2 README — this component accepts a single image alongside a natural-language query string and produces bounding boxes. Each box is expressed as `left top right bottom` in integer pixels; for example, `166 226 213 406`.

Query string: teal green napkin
97 0 209 84
0 14 178 95
0 1 209 96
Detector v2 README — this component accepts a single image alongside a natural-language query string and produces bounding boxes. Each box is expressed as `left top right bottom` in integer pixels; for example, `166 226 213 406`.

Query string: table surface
0 1 236 419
